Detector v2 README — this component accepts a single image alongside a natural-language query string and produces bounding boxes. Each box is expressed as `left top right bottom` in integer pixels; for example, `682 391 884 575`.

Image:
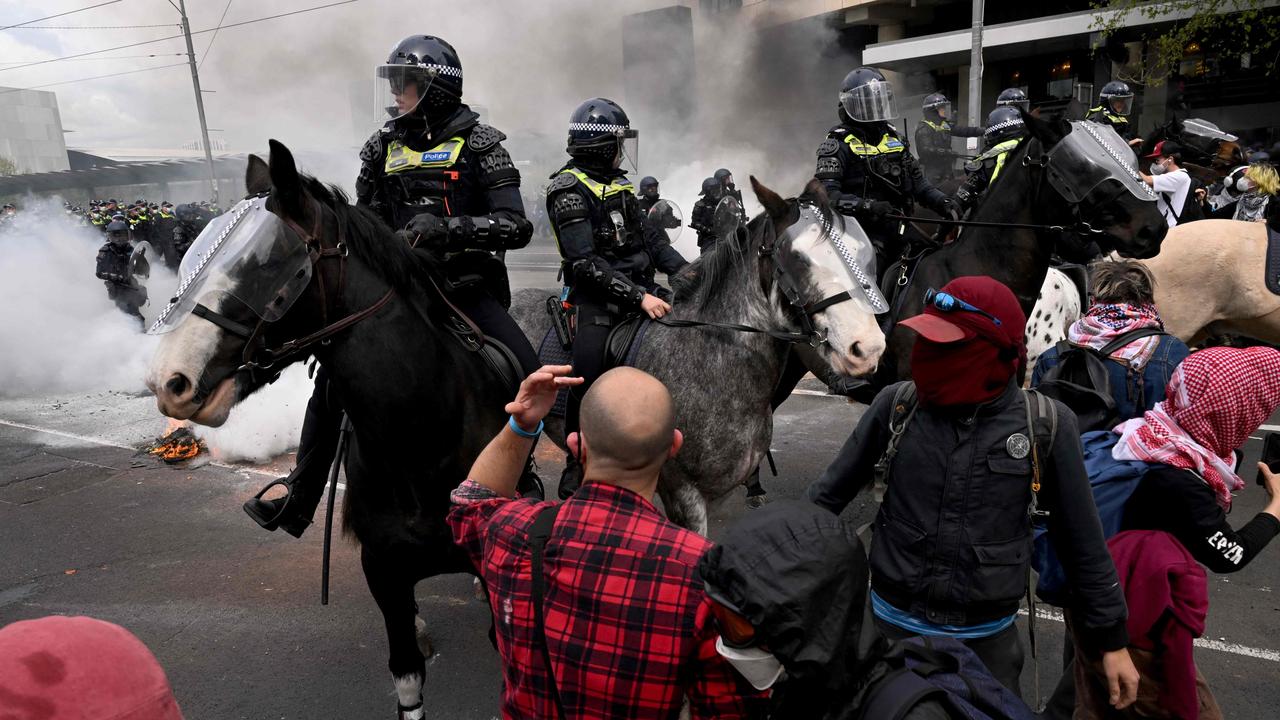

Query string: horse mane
968 133 1037 224
300 175 445 295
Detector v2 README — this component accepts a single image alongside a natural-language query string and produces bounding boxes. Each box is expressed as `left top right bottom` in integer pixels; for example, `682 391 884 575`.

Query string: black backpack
1034 327 1167 432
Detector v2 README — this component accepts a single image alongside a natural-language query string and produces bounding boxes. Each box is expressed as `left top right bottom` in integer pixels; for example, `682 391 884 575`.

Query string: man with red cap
1140 140 1194 228
807 276 1139 709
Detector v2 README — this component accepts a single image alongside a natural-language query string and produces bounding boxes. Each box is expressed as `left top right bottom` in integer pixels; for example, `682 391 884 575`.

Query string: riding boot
243 375 342 538
745 467 768 509
558 451 583 501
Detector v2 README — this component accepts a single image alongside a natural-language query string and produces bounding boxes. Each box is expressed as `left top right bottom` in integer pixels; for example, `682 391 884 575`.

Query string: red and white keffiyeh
1067 302 1164 369
1113 347 1280 510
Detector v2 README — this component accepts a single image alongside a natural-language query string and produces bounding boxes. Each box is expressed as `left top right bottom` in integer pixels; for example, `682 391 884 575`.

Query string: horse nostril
850 341 865 358
165 373 191 398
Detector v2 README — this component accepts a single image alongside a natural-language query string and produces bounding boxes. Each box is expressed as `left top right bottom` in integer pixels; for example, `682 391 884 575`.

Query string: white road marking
1018 607 1280 662
1259 424 1280 433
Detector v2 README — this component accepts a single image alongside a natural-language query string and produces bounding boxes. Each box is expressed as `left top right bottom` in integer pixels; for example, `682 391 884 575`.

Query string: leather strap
529 503 567 720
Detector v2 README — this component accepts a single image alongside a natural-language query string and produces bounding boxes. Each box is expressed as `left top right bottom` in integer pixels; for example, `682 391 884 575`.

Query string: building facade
0 87 70 175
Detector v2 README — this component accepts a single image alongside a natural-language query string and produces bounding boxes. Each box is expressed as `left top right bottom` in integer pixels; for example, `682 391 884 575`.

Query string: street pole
968 0 984 129
177 0 218 204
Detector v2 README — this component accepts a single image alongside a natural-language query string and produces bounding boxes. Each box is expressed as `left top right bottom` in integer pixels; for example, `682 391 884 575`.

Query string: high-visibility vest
383 137 466 174
844 132 907 157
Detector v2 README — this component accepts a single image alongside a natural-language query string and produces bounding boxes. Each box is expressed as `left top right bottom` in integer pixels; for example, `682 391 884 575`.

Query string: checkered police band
568 122 629 135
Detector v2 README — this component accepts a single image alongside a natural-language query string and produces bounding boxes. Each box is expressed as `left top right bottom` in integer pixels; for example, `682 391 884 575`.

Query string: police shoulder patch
359 131 385 163
817 138 841 157
547 172 579 193
468 123 507 153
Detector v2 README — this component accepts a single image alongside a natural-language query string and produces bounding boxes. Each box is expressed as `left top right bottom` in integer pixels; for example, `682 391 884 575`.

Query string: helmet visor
1106 94 1134 116
929 101 951 119
783 204 888 315
840 80 897 123
149 197 313 335
998 98 1030 112
619 129 639 174
647 199 683 243
374 64 432 121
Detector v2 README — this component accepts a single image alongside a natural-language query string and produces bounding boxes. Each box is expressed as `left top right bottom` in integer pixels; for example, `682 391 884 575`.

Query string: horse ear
751 176 788 218
1025 112 1069 146
267 139 305 216
245 155 271 195
803 178 830 208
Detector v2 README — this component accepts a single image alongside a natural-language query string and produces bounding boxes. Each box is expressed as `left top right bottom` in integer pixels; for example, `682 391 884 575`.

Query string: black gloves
403 213 449 253
939 198 961 223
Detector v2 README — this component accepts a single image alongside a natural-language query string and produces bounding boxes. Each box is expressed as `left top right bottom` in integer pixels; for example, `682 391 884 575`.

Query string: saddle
536 302 652 417
1267 225 1280 296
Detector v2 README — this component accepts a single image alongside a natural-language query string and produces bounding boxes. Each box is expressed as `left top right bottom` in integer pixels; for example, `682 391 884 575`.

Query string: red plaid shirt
448 480 764 719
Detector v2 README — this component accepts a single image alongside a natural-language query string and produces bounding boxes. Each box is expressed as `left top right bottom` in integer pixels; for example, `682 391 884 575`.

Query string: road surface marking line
1259 424 1280 433
1018 607 1280 662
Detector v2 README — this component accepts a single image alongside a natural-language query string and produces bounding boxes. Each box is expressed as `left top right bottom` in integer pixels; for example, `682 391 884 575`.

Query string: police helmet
1099 81 1134 116
106 220 129 237
922 92 951 121
639 176 659 197
566 97 636 168
984 106 1027 147
713 168 734 187
996 87 1030 113
838 67 897 123
700 177 724 199
376 35 463 121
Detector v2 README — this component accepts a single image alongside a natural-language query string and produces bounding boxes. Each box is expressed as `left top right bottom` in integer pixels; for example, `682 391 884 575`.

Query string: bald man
447 366 763 719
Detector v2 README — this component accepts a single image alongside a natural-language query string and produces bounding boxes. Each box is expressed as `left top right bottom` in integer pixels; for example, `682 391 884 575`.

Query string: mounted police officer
547 97 679 499
815 67 958 282
244 34 543 537
913 92 984 184
714 167 743 205
996 87 1031 113
689 177 724 255
637 176 661 214
952 106 1029 215
95 220 145 324
1087 81 1140 145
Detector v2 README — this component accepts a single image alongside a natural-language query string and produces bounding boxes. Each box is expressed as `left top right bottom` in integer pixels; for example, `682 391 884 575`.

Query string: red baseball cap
1144 140 1181 159
899 276 1026 349
0 615 185 719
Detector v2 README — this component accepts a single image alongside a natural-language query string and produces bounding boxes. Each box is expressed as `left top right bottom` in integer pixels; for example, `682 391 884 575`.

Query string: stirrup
243 477 296 531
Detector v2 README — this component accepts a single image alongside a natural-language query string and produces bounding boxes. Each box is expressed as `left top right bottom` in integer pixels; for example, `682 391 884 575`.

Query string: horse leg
362 545 427 719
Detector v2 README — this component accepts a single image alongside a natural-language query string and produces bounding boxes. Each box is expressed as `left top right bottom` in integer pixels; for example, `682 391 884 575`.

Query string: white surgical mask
715 636 784 690
1150 160 1168 175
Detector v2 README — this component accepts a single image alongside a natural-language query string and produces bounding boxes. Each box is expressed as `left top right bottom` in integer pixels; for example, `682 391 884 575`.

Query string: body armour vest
551 168 647 258
380 134 482 229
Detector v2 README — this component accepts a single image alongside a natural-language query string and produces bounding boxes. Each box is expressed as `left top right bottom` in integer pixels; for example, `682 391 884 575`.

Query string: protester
1033 261 1190 423
0 615 185 719
806 276 1138 707
448 365 764 719
1232 161 1277 223
1140 140 1194 228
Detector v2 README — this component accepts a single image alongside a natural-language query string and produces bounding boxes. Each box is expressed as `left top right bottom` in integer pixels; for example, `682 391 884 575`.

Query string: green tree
0 156 18 176
1092 0 1280 85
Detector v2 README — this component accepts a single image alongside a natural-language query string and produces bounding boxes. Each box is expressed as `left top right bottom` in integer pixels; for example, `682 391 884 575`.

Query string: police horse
514 178 886 531
144 142 885 713
872 116 1169 389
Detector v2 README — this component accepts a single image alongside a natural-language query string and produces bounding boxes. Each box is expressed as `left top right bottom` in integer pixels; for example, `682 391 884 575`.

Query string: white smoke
0 198 160 396
197 363 311 464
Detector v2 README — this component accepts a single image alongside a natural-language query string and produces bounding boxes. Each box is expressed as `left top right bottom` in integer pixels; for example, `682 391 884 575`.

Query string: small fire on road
144 421 205 463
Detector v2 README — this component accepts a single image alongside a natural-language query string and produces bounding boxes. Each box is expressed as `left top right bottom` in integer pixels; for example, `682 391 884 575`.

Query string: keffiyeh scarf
1067 303 1164 369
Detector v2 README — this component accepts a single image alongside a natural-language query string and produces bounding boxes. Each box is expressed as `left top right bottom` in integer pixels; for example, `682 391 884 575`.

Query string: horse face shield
782 205 888 316
148 196 313 335
1044 122 1156 206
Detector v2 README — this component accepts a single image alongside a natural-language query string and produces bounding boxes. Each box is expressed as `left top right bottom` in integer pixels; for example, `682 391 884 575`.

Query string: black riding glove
403 214 449 254
939 198 961 223
860 199 895 221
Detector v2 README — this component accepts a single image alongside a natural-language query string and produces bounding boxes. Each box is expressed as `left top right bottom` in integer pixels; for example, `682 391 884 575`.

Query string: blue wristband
508 415 543 439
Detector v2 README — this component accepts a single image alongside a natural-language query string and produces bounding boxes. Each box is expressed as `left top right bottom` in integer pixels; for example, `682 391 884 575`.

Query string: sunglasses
923 288 1003 327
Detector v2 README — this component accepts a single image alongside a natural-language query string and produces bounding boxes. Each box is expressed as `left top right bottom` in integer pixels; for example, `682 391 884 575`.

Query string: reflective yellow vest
384 137 466 174
556 167 634 199
983 139 1022 182
1088 107 1127 126
843 132 907 157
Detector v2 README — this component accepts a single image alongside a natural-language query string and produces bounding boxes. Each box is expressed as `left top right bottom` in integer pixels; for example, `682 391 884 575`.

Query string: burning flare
144 421 205 463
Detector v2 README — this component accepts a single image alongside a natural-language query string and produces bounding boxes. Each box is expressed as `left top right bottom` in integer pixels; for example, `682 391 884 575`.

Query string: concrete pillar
877 22 906 90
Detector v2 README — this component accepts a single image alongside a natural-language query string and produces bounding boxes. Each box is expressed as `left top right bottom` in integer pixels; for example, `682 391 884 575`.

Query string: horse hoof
745 493 769 509
415 616 434 659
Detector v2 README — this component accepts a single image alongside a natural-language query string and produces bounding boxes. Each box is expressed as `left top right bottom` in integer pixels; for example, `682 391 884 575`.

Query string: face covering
1150 160 1168 175
716 636 784 690
912 336 1018 408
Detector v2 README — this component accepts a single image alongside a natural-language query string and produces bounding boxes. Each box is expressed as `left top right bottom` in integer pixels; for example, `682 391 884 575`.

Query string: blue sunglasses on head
923 288 1003 327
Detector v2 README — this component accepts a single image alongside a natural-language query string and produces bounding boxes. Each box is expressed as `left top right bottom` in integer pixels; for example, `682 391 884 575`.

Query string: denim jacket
1032 335 1191 423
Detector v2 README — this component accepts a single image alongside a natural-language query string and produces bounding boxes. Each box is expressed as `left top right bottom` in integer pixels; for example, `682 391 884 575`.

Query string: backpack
1034 327 1168 433
1032 431 1152 606
857 636 1038 720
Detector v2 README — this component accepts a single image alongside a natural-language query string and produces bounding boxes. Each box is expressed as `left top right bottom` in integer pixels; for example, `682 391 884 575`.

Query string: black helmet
984 106 1026 147
713 168 734 187
639 176 659 197
106 220 128 237
996 87 1030 113
700 177 724 200
1099 80 1134 116
375 35 463 121
838 67 897 123
922 92 951 121
566 97 637 169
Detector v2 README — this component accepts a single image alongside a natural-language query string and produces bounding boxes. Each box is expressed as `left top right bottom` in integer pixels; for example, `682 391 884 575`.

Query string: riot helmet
838 67 897 123
1099 81 1134 116
922 92 951 122
984 106 1027 148
566 97 638 172
375 35 463 122
996 87 1030 113
106 220 129 243
639 176 659 199
701 177 725 200
714 167 735 189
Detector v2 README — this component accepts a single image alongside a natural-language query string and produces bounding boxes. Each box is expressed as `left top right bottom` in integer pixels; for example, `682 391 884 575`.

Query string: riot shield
713 196 746 240
647 199 684 244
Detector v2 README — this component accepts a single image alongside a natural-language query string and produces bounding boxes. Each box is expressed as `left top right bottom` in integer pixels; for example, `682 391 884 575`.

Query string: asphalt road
2 254 1279 718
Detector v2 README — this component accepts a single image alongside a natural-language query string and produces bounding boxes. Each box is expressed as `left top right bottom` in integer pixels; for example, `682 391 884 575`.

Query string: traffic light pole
177 0 218 203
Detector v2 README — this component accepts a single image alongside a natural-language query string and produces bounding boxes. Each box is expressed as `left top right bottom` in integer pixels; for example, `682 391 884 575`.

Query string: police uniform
953 139 1021 215
96 232 144 321
915 118 985 184
1085 106 1134 142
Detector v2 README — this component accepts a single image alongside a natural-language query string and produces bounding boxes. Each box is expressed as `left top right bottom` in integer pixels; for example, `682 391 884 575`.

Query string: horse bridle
654 203 858 349
186 197 394 403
